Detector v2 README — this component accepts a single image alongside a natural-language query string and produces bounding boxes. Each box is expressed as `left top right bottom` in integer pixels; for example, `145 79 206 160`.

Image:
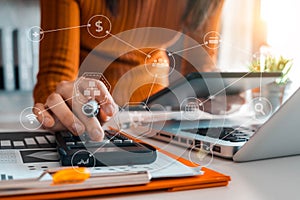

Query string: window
219 0 299 84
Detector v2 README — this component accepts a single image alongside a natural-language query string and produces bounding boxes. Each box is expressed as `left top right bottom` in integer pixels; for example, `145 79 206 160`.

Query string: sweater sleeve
34 0 80 104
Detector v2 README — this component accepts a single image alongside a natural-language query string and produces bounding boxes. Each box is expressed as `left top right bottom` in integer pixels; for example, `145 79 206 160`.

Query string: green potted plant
249 54 293 110
249 54 293 85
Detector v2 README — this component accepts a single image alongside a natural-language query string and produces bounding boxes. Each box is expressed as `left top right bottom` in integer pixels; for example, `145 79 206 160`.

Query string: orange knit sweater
34 0 224 105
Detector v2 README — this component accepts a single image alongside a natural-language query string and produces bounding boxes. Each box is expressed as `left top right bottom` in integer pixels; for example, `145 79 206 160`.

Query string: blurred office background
0 0 39 91
0 0 299 92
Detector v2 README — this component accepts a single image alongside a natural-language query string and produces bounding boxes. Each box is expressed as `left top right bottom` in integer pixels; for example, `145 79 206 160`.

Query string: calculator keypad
56 130 157 167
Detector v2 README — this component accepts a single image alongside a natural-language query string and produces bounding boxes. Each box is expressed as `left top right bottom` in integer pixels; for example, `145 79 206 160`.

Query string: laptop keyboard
0 132 56 149
182 127 255 142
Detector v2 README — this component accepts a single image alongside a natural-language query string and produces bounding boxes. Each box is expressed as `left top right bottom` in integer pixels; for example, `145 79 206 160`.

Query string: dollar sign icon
95 20 103 32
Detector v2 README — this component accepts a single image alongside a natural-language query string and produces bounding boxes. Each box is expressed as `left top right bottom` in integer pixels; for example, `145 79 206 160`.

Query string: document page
0 131 202 182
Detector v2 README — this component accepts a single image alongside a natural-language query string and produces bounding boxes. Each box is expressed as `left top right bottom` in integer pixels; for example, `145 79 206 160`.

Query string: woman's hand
33 79 118 141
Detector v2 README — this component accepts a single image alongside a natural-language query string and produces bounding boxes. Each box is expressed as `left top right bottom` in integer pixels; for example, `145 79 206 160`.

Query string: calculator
56 130 157 167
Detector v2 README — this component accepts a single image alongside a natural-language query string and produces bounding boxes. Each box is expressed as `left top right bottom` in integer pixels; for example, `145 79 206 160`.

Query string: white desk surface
0 92 299 200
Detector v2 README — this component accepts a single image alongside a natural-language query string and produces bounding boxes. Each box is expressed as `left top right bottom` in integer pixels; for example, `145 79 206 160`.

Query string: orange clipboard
0 130 231 200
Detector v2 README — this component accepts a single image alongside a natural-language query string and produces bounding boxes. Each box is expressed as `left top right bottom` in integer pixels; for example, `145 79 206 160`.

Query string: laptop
144 72 282 108
148 86 300 162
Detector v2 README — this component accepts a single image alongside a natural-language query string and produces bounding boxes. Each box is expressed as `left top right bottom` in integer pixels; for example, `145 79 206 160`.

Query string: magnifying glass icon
254 102 266 115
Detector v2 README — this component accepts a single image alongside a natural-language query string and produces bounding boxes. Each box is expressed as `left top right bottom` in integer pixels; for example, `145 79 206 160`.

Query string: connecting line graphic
171 43 207 54
259 71 263 99
105 31 148 56
200 71 253 106
37 95 78 115
30 18 266 146
34 23 149 57
40 24 90 34
220 40 265 100
144 75 158 105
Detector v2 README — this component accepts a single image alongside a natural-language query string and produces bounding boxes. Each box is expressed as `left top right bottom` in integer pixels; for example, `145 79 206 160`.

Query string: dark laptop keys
182 127 251 142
